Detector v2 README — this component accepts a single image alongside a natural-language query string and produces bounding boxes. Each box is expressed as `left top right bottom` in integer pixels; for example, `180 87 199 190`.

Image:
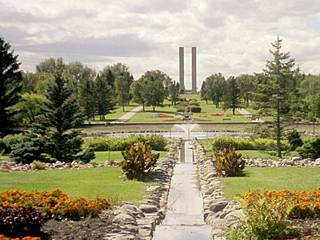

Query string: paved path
236 108 264 123
153 141 212 240
111 106 142 124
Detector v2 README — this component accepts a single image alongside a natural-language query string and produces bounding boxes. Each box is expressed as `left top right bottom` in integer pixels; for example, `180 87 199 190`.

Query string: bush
286 130 303 150
297 138 320 159
242 191 298 240
211 136 289 152
78 148 95 163
84 135 168 152
214 146 245 177
121 142 159 180
32 161 46 170
0 189 110 220
190 106 201 113
2 134 26 153
0 207 45 237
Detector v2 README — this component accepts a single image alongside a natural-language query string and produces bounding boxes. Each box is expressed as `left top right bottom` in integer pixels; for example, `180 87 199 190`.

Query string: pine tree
223 76 241 115
79 77 96 121
115 75 130 112
255 37 296 157
44 68 85 162
0 37 22 136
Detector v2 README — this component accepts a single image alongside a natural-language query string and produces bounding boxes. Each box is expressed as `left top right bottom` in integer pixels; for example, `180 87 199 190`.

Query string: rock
314 158 320 165
140 204 158 213
113 213 137 225
292 156 302 161
209 201 228 213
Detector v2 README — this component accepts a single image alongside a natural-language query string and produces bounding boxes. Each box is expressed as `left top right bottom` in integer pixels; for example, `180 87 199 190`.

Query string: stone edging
104 140 180 240
193 140 243 240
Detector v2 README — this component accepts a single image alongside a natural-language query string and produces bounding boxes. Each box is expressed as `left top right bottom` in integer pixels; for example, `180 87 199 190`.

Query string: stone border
193 140 243 240
104 140 180 240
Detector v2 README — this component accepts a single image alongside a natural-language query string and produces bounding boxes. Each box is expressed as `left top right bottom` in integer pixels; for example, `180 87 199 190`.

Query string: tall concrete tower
179 47 185 90
191 47 197 93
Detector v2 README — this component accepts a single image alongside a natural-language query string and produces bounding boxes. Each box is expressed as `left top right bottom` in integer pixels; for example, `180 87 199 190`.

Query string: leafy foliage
241 191 298 240
223 76 241 115
0 189 110 220
84 135 168 151
190 105 201 113
286 129 303 150
297 138 320 159
214 146 245 177
121 142 159 180
0 37 22 136
0 207 45 238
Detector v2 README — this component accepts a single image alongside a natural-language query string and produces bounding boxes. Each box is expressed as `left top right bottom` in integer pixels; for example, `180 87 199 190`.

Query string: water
153 140 212 240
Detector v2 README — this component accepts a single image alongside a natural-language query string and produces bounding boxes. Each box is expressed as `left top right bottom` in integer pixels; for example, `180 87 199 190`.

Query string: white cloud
1 0 320 89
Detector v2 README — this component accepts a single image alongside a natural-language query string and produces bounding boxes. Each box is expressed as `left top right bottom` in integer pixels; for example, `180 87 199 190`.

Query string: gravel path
236 108 264 123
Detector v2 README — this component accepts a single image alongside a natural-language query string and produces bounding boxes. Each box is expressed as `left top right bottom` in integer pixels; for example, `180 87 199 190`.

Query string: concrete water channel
153 140 212 240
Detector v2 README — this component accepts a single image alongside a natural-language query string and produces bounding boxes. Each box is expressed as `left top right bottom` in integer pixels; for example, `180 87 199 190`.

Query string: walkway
236 108 264 123
153 141 212 240
111 106 142 124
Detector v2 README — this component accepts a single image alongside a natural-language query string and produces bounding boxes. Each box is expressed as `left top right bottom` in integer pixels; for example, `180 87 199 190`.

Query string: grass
128 104 179 123
92 151 168 163
237 150 278 159
0 154 10 161
87 104 138 123
221 167 320 200
0 167 149 204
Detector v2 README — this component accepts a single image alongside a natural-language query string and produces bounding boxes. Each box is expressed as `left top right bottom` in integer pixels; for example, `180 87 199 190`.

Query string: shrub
214 146 245 177
121 142 159 180
212 137 239 151
78 148 95 163
32 161 46 170
242 191 298 240
190 106 201 113
0 207 45 237
287 130 303 150
2 134 26 153
84 135 168 152
0 189 110 220
297 138 320 159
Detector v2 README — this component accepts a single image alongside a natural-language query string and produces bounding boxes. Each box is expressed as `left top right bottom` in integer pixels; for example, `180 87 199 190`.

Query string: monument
179 47 197 93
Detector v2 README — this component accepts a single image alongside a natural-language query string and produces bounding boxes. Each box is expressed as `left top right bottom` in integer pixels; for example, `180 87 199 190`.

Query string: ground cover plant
227 189 320 239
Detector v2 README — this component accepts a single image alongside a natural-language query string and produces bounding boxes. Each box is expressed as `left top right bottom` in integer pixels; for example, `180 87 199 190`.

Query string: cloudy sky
1 0 320 89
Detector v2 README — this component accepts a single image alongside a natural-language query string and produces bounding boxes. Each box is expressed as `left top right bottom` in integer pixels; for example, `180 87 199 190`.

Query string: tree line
201 37 320 157
0 36 180 163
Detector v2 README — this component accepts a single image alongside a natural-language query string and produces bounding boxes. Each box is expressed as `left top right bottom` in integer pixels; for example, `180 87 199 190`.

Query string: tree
130 79 145 111
115 75 131 112
22 72 54 94
36 57 65 76
12 93 47 125
95 73 115 120
202 73 226 107
0 37 22 136
79 77 96 121
140 70 167 111
200 80 210 103
236 74 256 107
255 37 296 158
223 76 241 115
43 67 85 162
168 81 180 105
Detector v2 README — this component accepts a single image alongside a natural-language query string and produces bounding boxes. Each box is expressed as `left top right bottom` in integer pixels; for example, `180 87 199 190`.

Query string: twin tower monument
179 46 197 93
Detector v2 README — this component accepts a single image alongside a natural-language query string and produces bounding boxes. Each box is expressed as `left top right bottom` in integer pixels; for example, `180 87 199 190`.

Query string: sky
1 0 320 90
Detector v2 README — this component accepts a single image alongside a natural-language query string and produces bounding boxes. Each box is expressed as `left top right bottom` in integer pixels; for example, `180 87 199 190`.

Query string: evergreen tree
95 72 115 120
79 77 96 121
44 68 85 162
0 37 22 136
223 76 241 115
255 37 296 157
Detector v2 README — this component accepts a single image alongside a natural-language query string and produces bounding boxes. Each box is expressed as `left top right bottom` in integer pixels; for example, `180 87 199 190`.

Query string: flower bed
0 189 110 239
245 189 320 219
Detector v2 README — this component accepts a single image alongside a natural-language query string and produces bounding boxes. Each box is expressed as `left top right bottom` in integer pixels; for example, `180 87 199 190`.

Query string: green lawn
93 151 168 163
0 167 149 204
238 150 278 159
128 104 180 123
88 104 138 123
191 100 249 122
221 167 320 200
0 154 9 161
